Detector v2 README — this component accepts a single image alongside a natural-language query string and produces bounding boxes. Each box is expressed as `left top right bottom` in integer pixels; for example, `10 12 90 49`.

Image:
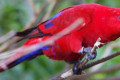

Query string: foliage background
0 0 120 80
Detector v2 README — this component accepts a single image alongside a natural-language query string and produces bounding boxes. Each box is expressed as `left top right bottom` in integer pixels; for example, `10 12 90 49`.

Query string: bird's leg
66 60 83 74
72 60 83 74
83 40 104 60
72 47 97 74
66 60 82 74
84 47 97 60
72 38 103 74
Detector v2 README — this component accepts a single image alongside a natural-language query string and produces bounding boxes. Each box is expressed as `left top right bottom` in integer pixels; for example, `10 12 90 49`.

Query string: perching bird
0 3 120 74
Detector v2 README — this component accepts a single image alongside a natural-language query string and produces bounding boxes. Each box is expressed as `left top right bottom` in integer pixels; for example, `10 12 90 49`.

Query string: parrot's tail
0 48 44 72
0 22 52 72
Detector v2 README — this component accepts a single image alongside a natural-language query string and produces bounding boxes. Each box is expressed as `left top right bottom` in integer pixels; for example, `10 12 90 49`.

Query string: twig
83 51 120 70
24 0 50 30
0 31 16 44
58 52 120 80
50 50 120 80
50 41 120 80
62 64 120 80
78 38 101 69
42 0 57 22
0 0 50 53
59 38 101 79
28 0 37 15
89 41 120 72
100 76 120 80
89 46 112 72
78 62 120 79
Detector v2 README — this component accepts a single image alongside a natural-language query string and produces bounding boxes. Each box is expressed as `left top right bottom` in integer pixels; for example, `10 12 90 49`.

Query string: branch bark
50 50 120 80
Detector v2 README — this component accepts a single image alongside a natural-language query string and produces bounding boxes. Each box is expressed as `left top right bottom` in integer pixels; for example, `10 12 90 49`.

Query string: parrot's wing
16 5 91 41
16 27 37 37
0 37 50 72
15 25 51 42
38 5 91 35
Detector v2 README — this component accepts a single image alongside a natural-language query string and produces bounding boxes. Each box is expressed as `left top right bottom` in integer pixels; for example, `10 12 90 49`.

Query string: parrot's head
105 8 120 38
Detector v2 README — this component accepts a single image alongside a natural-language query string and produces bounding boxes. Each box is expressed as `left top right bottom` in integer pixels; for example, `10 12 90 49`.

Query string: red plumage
0 3 120 72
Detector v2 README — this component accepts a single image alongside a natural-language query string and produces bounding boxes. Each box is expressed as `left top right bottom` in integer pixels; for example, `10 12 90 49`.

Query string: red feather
1 3 120 71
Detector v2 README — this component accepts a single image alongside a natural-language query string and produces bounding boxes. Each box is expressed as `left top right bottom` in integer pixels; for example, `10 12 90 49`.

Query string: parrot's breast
42 35 83 61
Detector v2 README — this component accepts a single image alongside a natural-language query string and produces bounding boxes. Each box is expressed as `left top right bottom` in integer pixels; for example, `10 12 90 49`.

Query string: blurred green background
0 0 120 80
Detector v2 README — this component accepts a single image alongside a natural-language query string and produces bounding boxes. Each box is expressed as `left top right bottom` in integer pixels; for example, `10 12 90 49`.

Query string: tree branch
0 0 50 53
28 0 37 15
50 48 120 80
83 51 120 70
0 31 16 44
42 0 57 22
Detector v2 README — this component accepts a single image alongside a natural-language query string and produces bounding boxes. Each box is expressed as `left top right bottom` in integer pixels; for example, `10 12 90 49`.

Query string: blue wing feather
9 46 50 66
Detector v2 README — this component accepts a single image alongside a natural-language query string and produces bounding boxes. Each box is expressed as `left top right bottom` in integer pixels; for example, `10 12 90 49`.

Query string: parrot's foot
83 47 97 60
72 60 82 74
65 60 83 74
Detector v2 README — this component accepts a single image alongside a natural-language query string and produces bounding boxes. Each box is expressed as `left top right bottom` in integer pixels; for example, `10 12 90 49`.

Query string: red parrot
0 3 120 74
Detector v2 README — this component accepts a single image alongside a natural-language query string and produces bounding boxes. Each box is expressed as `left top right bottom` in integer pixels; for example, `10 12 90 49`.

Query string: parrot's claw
83 47 97 60
72 47 97 74
94 42 104 48
72 60 82 74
